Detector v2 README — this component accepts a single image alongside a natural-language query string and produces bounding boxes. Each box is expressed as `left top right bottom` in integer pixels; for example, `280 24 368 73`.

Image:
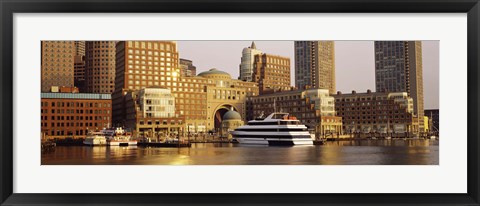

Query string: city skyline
177 41 439 109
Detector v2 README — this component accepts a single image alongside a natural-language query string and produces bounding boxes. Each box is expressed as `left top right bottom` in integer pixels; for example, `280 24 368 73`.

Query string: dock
41 141 56 153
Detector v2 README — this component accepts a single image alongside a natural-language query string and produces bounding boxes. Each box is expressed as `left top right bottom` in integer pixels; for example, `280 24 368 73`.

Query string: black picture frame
1 0 479 205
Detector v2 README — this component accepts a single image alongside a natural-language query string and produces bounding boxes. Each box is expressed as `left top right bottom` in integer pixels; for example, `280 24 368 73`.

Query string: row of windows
41 115 109 121
127 41 175 51
41 102 111 107
41 109 110 114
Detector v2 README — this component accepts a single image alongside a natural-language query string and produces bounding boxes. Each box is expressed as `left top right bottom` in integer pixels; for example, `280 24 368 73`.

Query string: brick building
333 90 418 136
41 93 112 139
253 53 291 94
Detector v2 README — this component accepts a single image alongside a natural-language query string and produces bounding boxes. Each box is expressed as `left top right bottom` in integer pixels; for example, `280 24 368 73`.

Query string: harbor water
41 139 438 165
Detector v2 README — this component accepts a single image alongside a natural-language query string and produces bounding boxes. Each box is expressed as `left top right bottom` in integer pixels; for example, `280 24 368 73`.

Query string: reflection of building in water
250 88 342 139
333 90 418 135
220 108 244 139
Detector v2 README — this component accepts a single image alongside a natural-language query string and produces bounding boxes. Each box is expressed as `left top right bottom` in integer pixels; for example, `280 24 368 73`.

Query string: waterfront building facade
41 41 75 92
179 58 197 77
252 53 291 94
124 87 184 138
113 41 258 135
239 42 262 82
197 69 258 132
41 92 112 139
374 41 425 132
334 90 418 136
85 41 116 94
250 88 342 139
294 41 335 94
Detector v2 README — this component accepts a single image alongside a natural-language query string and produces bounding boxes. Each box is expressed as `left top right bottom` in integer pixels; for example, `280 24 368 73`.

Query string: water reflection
42 140 439 165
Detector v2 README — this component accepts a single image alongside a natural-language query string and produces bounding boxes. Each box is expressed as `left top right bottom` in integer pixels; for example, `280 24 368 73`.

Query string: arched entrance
213 105 237 133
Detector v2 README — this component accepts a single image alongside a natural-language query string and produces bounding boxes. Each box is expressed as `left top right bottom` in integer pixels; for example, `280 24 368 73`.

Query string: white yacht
103 127 137 146
231 113 314 145
83 131 107 146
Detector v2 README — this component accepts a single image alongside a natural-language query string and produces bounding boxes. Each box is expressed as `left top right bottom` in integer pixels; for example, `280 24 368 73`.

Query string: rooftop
41 93 111 100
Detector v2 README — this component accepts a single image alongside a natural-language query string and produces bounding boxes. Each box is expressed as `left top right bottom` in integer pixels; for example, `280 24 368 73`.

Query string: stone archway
213 105 238 132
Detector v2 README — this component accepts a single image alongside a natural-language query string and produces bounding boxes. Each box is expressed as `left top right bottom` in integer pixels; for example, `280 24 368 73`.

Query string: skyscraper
74 41 85 56
374 41 425 132
239 42 262 82
85 41 116 94
41 41 75 92
74 41 86 92
112 41 180 125
179 58 197 77
294 41 335 94
252 53 291 94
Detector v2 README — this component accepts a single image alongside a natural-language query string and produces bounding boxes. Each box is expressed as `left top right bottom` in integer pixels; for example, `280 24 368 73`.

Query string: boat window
248 122 278 125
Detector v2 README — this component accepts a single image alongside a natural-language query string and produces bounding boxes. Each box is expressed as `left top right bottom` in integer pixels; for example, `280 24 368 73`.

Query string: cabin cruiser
231 113 314 146
102 127 137 146
83 131 107 146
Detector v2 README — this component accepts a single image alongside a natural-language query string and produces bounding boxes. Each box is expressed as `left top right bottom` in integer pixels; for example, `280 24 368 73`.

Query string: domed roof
197 68 231 79
222 109 242 121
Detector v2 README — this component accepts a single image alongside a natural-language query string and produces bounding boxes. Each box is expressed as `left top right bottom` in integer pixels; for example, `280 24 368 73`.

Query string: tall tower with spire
239 41 262 81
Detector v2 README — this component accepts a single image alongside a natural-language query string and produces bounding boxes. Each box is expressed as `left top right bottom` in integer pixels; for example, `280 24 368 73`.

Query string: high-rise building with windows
179 58 197 77
239 42 262 82
74 41 85 56
374 41 425 131
113 41 180 125
252 53 291 94
74 55 86 92
74 41 86 92
294 41 335 94
41 41 75 92
84 41 116 94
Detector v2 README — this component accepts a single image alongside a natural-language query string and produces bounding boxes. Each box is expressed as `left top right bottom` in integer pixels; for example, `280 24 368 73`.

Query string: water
41 139 439 165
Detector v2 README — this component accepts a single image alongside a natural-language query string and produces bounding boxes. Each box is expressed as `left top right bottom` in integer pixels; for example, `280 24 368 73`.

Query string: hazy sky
177 41 439 109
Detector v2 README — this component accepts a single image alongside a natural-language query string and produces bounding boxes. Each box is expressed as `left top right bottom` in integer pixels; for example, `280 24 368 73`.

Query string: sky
177 41 439 110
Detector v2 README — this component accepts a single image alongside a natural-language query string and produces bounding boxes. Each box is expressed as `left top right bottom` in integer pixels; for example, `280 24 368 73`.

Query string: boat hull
83 139 107 146
235 137 313 145
108 141 138 146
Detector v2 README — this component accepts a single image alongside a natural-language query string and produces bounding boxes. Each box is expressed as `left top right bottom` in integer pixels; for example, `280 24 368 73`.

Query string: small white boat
429 136 437 140
104 127 137 146
384 136 391 140
83 132 107 146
